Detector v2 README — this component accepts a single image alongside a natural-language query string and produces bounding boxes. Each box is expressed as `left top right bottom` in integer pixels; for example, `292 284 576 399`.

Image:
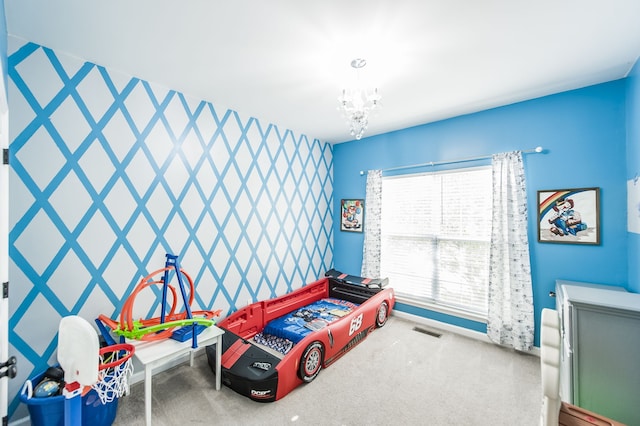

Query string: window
380 167 492 320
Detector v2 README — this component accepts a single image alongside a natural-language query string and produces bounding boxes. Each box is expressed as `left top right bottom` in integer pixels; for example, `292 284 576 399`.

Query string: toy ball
44 366 64 382
34 379 60 398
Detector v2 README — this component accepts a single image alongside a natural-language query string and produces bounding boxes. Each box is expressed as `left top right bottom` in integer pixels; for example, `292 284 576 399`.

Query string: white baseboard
391 311 540 357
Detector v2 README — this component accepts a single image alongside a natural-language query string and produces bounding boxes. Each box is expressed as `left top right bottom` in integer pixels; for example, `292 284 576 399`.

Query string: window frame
380 165 492 323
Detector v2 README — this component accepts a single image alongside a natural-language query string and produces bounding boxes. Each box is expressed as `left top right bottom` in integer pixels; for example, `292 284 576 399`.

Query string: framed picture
340 199 364 232
537 187 600 245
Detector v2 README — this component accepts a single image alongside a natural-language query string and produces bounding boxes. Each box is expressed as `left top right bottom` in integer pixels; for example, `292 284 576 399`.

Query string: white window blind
380 167 492 319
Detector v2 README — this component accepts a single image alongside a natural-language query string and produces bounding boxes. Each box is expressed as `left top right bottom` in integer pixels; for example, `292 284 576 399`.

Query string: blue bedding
261 298 359 344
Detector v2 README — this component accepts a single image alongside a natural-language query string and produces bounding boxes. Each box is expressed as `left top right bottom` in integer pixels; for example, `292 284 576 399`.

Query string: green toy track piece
113 318 216 340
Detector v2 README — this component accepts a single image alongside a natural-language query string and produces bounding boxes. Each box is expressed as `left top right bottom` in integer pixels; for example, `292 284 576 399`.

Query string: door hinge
2 282 7 299
0 356 17 380
2 148 8 165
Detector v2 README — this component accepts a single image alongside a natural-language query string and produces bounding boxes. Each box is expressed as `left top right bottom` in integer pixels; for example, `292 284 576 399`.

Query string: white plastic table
129 325 224 426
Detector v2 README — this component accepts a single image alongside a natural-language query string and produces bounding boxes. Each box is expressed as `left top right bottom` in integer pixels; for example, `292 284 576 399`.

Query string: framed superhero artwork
537 187 600 245
340 199 364 232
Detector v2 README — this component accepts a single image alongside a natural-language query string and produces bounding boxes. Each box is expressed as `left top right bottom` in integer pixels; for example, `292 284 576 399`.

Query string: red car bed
205 269 394 402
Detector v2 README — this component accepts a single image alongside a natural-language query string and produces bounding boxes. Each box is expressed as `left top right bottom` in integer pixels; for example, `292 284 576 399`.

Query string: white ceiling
5 0 640 144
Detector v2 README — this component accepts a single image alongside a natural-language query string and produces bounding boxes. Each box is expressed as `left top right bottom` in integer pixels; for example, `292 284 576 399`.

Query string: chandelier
338 58 381 140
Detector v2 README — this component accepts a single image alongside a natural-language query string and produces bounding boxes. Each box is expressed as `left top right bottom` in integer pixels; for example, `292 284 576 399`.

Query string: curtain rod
360 146 544 175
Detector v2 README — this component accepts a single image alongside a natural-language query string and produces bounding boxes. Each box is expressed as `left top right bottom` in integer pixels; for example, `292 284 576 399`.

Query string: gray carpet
113 316 541 425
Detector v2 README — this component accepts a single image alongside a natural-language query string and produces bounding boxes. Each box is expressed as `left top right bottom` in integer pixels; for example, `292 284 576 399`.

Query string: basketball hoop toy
58 316 99 426
58 316 136 426
92 343 135 405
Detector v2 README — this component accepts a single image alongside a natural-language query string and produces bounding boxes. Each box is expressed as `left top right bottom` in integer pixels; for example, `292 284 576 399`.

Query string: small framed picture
537 187 600 245
340 199 364 232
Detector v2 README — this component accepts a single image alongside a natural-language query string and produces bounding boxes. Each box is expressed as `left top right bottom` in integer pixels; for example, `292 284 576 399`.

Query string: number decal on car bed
349 313 363 336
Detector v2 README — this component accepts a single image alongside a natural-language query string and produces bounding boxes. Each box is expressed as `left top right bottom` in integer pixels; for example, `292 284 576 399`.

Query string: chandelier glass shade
338 59 381 140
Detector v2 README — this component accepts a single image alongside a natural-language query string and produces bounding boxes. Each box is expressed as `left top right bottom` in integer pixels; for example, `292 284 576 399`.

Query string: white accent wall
6 37 333 419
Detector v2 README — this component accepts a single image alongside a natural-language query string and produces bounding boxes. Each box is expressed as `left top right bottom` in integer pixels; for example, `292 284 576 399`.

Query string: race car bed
205 269 394 402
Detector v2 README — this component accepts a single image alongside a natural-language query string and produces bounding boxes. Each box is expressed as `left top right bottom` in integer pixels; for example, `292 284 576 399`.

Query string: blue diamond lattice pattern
6 39 333 417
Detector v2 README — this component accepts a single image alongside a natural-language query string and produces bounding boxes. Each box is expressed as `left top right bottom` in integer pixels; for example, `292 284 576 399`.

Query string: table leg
215 335 222 390
145 365 153 426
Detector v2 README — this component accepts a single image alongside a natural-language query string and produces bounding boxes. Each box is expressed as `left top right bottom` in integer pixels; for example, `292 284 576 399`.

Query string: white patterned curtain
487 152 534 352
361 170 382 277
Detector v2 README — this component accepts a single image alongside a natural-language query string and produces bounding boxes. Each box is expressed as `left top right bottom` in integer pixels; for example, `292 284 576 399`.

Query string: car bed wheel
375 301 389 328
299 341 323 383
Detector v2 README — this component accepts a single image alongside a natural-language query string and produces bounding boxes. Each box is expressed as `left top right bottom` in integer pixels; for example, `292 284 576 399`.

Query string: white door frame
0 65 11 423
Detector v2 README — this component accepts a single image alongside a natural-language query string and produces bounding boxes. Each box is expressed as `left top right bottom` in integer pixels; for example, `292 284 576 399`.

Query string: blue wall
334 79 630 346
627 60 640 293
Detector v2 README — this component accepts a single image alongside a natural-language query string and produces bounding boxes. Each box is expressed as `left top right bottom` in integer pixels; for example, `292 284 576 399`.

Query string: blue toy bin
19 369 119 426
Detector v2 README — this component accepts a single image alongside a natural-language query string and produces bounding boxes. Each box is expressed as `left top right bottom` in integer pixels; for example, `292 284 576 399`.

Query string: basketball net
91 343 135 404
